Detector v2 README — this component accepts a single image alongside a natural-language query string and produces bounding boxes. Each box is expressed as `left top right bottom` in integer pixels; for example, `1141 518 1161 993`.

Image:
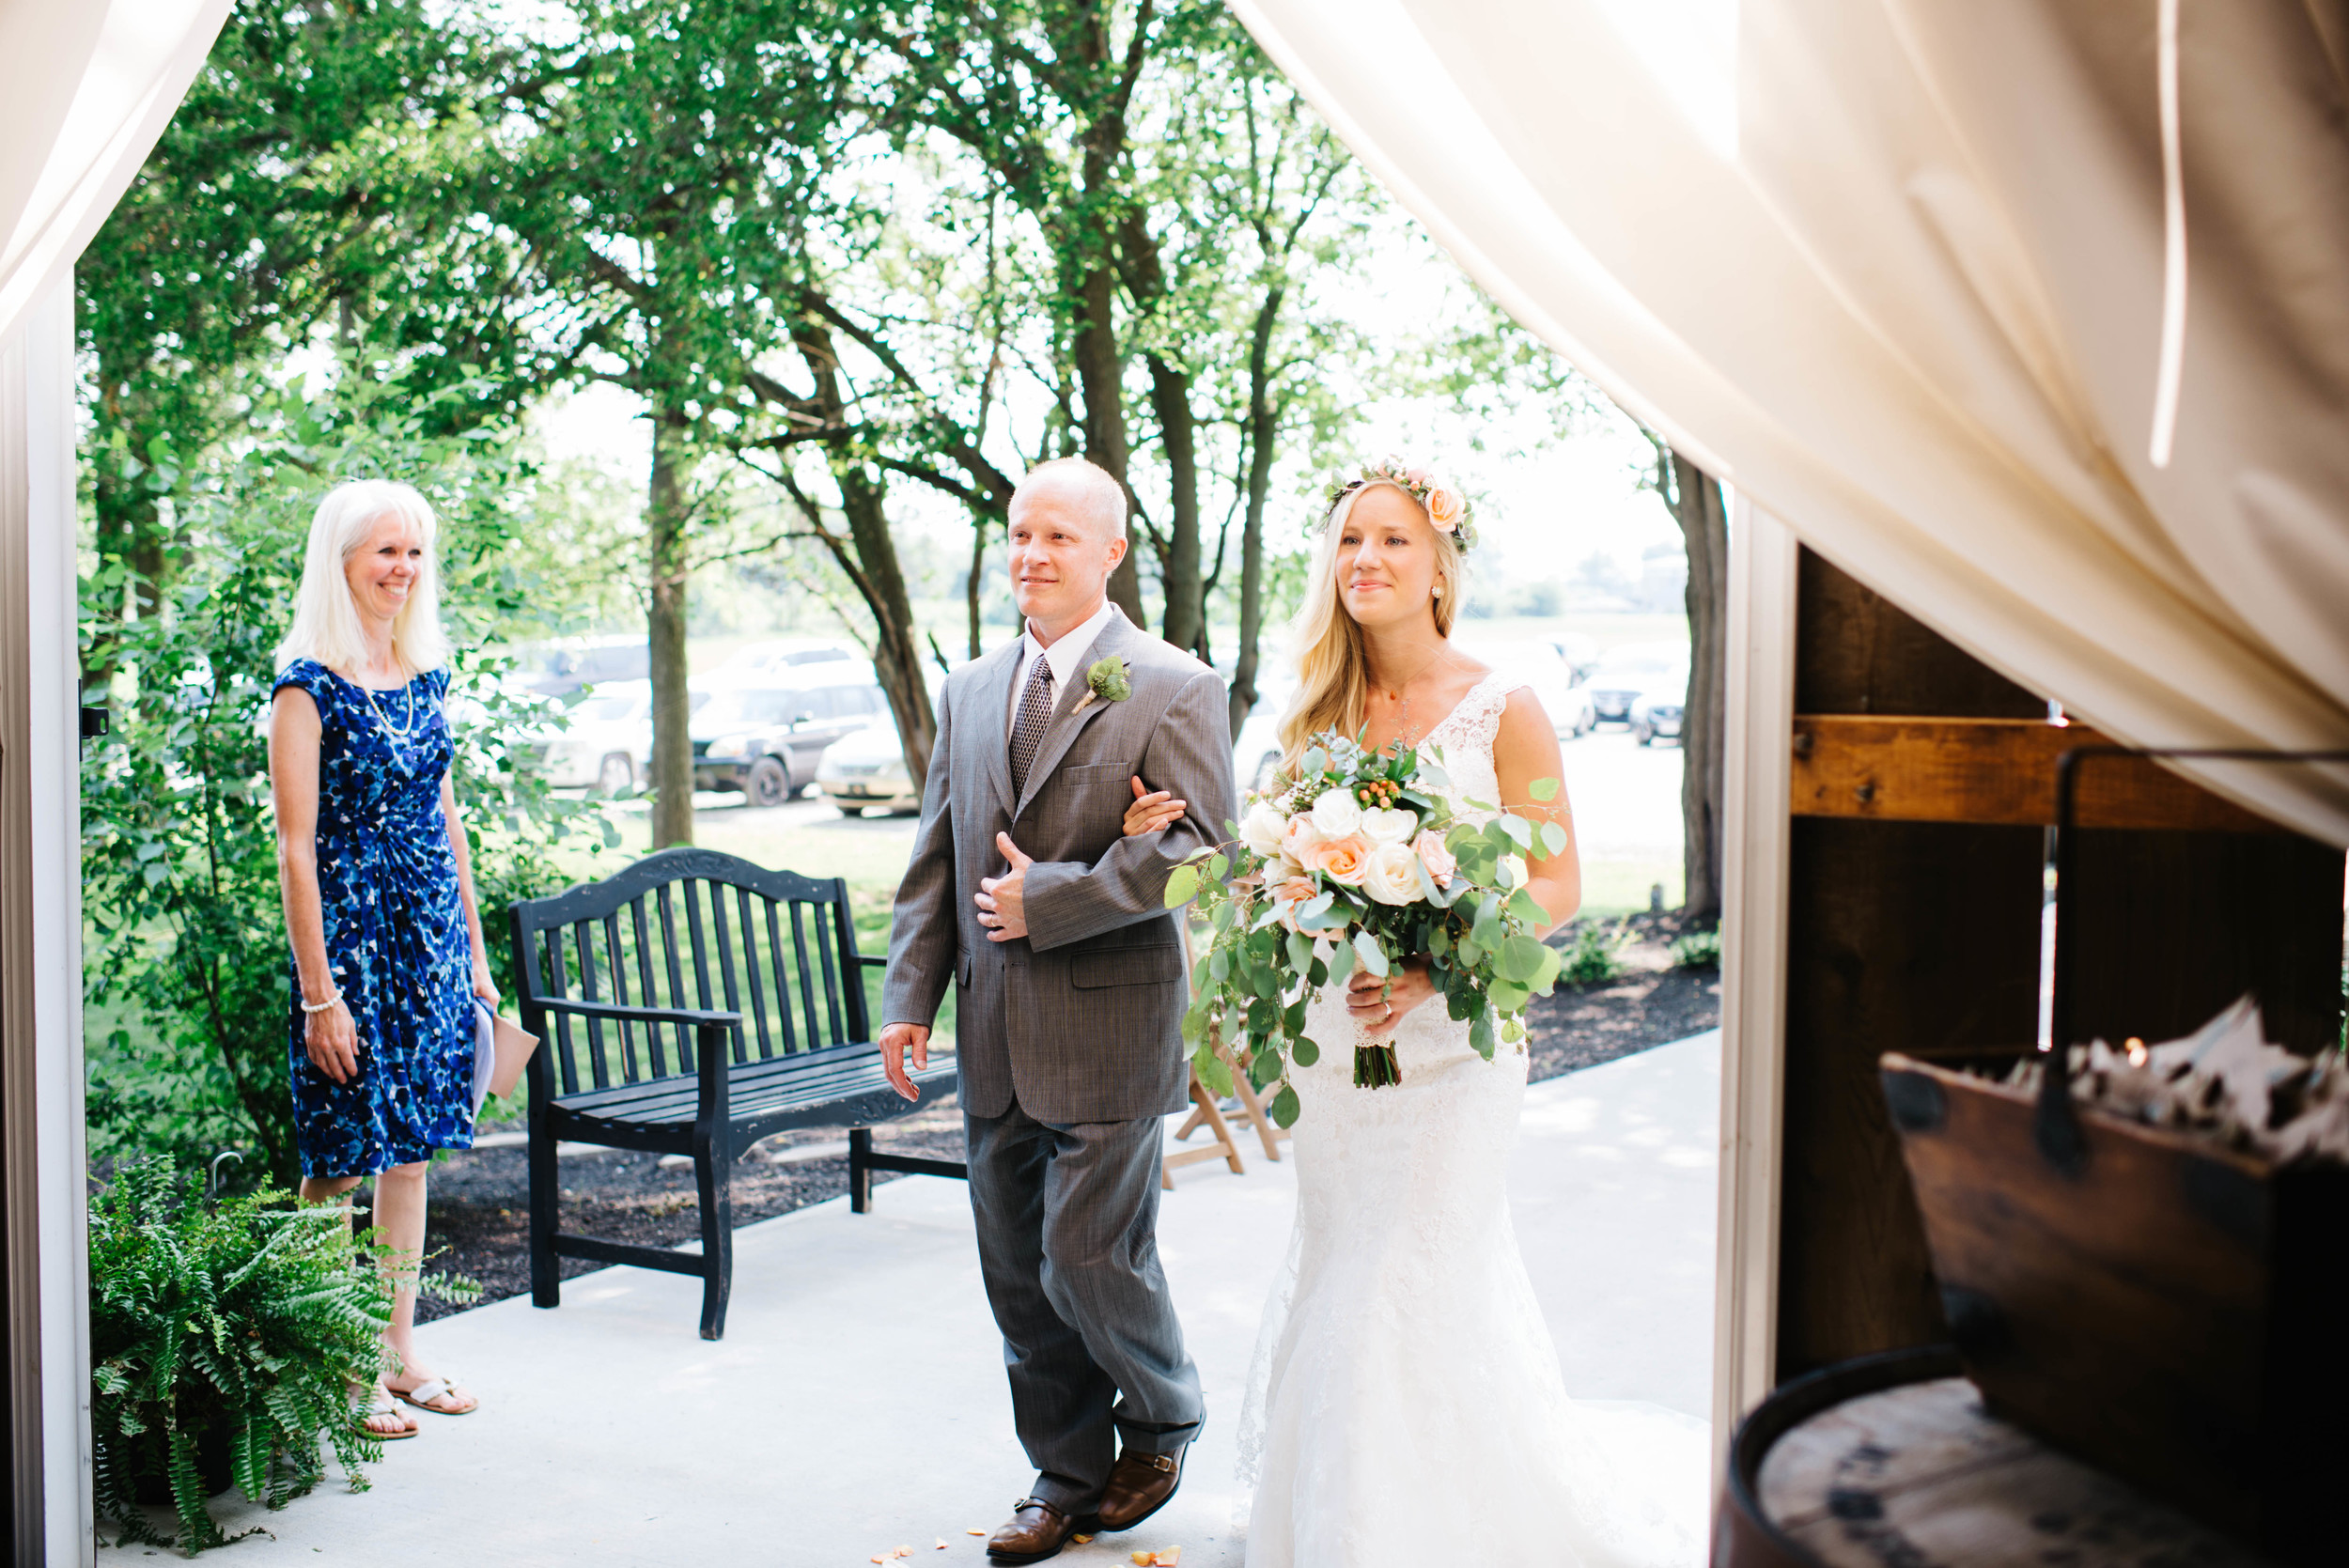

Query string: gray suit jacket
882 607 1237 1124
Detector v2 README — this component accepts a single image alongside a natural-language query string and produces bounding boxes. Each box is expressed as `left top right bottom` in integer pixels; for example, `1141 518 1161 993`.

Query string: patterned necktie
1009 653 1055 798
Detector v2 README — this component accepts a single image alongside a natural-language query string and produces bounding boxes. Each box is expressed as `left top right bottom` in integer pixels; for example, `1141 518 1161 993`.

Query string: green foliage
1669 927 1722 971
80 351 615 1184
89 1159 392 1553
78 0 516 622
1175 734 1568 1115
1560 920 1631 986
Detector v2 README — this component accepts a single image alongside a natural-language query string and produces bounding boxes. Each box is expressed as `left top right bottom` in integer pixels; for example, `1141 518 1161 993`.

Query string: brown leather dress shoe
1095 1446 1185 1532
987 1497 1090 1564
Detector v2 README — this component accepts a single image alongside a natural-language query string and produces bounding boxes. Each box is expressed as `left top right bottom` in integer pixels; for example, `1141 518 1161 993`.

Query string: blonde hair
274 480 450 676
1277 481 1469 759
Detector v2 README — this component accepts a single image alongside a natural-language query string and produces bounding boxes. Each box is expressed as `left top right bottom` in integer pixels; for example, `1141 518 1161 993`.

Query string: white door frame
1708 496 1797 1449
1 279 95 1566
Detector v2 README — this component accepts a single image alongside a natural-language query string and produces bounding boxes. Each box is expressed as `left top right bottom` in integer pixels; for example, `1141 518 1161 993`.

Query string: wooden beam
1790 716 2283 833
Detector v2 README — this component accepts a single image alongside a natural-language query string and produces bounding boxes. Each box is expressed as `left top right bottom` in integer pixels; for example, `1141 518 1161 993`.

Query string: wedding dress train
1237 673 1710 1568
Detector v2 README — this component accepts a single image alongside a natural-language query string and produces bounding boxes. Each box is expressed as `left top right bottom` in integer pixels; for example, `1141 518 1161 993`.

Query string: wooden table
1715 1346 2278 1568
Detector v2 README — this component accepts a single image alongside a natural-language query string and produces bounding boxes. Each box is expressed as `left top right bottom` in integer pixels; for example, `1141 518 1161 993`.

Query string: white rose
1239 800 1288 859
1311 787 1362 840
1281 813 1328 864
1359 805 1419 846
1361 841 1423 907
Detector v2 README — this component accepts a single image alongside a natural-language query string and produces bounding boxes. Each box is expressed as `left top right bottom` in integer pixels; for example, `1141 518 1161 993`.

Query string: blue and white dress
274 660 475 1179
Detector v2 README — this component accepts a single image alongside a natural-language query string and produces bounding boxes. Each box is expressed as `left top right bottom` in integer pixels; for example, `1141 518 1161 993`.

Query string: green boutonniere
1077 655 1131 711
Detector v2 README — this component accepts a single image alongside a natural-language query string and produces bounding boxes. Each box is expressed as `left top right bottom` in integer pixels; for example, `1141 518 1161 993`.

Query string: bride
1123 464 1709 1566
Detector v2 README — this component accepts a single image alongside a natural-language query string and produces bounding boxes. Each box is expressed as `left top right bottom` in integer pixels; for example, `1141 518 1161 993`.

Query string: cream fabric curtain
1230 0 2349 843
0 0 234 339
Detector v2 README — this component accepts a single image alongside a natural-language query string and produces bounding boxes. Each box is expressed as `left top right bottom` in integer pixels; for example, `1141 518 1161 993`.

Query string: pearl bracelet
299 991 342 1015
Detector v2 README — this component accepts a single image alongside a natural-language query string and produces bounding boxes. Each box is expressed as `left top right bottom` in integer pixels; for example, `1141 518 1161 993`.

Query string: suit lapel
973 636 1024 815
1015 608 1137 819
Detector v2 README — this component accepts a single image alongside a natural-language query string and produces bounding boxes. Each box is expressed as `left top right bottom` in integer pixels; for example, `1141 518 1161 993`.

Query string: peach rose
1404 466 1432 487
1305 834 1372 886
1423 486 1464 534
1282 813 1328 863
1413 830 1456 888
1275 875 1318 907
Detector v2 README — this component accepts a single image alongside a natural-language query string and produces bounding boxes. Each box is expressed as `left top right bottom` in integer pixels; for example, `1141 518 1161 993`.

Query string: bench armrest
850 955 887 971
531 998 743 1029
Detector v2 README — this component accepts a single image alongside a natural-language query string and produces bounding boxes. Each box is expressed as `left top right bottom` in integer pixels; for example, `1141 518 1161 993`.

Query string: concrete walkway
205 1032 1719 1567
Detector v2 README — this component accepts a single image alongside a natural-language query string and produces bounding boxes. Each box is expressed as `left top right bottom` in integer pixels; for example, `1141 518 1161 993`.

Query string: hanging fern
89 1158 391 1553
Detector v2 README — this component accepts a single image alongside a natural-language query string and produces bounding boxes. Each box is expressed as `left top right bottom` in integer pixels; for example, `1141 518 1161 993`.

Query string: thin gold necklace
1376 644 1455 747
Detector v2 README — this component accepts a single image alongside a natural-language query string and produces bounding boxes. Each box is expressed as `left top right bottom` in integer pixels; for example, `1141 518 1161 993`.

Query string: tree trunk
1146 353 1204 656
966 511 988 660
1228 285 1283 738
1073 263 1144 625
1670 449 1728 922
835 460 940 789
646 412 695 848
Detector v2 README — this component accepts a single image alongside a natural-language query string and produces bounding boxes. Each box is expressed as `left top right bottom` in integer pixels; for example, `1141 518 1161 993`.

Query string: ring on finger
1382 1002 1393 1021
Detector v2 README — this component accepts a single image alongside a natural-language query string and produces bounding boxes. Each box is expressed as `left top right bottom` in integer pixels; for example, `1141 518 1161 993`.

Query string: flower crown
1320 458 1479 553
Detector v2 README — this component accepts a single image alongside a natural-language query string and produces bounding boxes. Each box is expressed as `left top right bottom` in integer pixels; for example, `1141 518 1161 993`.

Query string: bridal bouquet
1162 731 1571 1126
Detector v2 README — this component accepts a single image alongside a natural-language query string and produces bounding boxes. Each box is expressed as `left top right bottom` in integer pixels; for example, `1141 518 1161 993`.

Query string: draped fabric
1229 0 2349 843
0 0 234 338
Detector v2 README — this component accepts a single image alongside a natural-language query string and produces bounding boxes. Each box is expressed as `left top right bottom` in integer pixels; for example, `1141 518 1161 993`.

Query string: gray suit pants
965 1099 1205 1512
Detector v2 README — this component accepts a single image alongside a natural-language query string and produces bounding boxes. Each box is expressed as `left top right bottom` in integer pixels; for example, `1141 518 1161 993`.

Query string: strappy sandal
358 1388 420 1440
391 1374 478 1417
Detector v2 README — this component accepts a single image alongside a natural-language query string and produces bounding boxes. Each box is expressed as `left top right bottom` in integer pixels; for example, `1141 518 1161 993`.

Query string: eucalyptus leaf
1352 930 1389 977
1499 933 1548 985
1292 1035 1320 1067
1528 776 1560 801
1270 1084 1301 1128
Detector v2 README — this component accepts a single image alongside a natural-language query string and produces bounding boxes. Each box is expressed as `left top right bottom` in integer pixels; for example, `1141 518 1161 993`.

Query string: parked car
1628 689 1688 746
710 638 863 680
815 722 924 816
1582 641 1688 727
534 679 654 794
1460 641 1595 739
1229 677 1296 798
1549 632 1600 683
691 669 890 804
513 635 649 698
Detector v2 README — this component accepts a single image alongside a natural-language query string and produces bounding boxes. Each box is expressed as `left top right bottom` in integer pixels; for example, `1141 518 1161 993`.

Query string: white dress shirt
1005 598 1119 737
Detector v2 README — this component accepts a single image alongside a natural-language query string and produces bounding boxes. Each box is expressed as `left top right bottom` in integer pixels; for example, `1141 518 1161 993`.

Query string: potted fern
89 1158 391 1552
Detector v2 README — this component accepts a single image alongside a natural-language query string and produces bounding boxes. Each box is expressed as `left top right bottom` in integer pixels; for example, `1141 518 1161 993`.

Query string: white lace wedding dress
1237 672 1711 1568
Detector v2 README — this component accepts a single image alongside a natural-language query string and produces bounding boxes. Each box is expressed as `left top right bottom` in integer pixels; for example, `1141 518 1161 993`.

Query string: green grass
1578 858 1683 919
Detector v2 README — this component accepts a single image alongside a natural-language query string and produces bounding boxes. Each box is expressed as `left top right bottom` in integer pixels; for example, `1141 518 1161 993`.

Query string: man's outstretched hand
879 1021 930 1101
976 832 1034 942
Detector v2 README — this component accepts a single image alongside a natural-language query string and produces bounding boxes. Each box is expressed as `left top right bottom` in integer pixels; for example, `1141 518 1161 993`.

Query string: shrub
80 354 616 1184
90 1158 391 1552
1670 927 1721 970
1558 919 1629 986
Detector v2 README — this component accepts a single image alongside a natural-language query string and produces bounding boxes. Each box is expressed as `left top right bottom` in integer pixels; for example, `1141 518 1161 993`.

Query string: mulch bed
407 915 1719 1323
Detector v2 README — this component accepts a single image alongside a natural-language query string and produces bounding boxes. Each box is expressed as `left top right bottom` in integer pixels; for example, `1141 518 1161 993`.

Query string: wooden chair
1161 1067 1245 1189
508 846 962 1339
1187 1025 1291 1163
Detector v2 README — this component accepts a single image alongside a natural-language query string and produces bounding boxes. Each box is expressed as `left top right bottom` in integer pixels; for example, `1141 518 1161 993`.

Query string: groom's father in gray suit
880 458 1237 1564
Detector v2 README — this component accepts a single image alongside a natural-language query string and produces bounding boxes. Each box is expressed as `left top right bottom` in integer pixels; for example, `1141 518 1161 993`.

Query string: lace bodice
1235 667 1709 1566
1412 667 1517 824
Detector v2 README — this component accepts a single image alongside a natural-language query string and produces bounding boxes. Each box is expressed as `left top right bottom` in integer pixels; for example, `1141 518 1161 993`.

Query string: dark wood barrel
1714 1344 2279 1568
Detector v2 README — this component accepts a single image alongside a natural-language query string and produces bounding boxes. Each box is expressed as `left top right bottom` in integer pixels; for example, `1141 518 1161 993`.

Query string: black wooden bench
506 846 962 1339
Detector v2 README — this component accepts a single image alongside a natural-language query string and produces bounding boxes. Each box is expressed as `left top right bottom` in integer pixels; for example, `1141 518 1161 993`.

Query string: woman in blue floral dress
269 479 494 1440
